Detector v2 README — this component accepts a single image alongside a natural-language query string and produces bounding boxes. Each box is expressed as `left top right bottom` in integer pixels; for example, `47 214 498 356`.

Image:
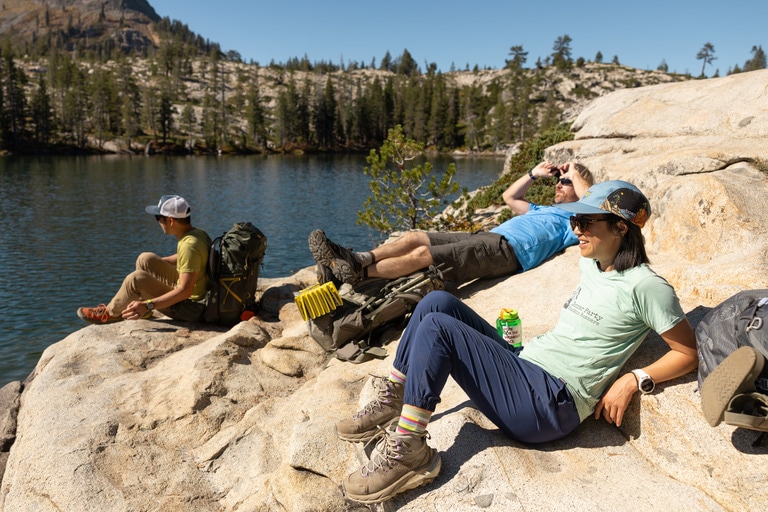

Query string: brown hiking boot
77 304 122 324
308 229 363 285
343 429 441 504
337 376 404 442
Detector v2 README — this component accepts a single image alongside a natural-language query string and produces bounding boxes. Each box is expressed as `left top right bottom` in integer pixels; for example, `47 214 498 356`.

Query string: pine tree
141 84 158 139
295 78 311 145
357 125 460 235
89 68 119 146
442 87 460 149
380 51 392 71
350 79 368 145
61 70 88 147
274 82 294 148
314 76 337 149
428 72 454 149
1 48 28 149
490 92 509 149
180 104 196 149
743 45 766 72
551 35 573 69
116 55 141 147
506 45 528 71
245 79 267 151
157 80 176 144
697 42 717 76
200 91 220 151
396 49 418 76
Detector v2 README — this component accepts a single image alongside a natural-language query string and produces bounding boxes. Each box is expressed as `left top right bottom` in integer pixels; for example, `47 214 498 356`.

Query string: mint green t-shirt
176 228 212 302
519 257 685 421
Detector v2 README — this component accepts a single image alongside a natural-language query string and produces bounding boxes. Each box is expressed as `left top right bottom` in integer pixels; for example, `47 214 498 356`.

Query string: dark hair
608 216 650 272
174 216 192 225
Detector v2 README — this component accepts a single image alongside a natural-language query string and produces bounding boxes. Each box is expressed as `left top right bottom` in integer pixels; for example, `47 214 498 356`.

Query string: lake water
0 153 502 386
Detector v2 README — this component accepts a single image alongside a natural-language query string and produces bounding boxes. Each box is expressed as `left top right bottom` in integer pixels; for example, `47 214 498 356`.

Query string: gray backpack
695 289 768 391
305 265 446 363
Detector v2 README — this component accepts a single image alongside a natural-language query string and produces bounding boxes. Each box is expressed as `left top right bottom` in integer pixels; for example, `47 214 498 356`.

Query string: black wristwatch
145 300 156 311
528 169 537 180
631 369 655 394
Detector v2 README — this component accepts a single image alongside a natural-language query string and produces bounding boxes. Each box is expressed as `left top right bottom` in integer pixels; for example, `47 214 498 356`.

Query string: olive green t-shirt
176 228 212 302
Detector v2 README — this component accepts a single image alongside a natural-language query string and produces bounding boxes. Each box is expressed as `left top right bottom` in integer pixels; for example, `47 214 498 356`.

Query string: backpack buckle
746 316 763 332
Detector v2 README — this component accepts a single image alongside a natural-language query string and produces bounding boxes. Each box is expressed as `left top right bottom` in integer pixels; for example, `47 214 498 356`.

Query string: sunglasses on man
549 169 572 186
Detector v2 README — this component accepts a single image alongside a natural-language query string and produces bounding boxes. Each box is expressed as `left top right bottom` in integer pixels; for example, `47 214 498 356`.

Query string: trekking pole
369 264 450 308
390 264 449 295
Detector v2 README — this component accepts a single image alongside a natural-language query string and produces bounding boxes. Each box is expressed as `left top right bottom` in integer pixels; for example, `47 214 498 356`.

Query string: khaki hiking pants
106 252 204 322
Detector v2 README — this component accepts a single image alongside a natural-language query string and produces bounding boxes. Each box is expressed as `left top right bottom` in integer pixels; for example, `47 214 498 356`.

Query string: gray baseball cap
145 195 191 219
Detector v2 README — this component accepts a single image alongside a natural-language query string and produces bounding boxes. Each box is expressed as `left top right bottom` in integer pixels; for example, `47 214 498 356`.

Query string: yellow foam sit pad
295 282 343 321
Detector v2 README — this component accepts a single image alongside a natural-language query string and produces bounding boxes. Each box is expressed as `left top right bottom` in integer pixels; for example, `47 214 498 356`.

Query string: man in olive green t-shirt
77 195 212 324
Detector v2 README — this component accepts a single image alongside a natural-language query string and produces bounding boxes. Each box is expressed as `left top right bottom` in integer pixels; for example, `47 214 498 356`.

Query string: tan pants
106 252 177 316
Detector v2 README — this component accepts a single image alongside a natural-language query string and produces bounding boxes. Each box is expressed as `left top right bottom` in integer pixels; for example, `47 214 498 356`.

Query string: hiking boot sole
308 229 360 285
329 258 359 286
344 448 441 504
76 307 123 324
701 346 765 427
308 229 336 265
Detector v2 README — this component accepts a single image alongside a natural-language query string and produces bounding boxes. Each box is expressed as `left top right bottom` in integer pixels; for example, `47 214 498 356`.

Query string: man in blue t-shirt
309 161 594 285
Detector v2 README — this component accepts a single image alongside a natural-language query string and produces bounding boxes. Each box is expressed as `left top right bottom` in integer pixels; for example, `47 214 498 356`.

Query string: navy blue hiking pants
393 291 580 444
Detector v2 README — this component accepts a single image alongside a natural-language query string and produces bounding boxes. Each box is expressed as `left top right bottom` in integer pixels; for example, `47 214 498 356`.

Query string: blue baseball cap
558 180 651 228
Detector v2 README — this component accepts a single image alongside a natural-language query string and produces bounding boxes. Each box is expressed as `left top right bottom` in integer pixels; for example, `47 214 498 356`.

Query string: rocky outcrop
2 70 768 511
552 68 768 302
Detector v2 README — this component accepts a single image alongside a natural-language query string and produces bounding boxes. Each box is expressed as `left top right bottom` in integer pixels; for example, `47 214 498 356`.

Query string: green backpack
204 222 267 325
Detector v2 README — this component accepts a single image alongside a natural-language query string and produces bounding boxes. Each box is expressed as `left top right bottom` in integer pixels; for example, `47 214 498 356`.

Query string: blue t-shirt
490 204 577 271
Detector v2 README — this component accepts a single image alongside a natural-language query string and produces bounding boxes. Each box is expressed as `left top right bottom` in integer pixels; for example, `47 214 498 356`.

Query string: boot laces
361 430 403 476
352 376 396 419
360 429 429 477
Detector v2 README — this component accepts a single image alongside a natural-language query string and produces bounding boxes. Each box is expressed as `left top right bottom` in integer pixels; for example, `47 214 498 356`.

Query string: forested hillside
0 0 764 155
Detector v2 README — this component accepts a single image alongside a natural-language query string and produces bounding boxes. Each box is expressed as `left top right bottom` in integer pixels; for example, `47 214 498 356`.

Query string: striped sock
397 404 432 435
389 369 406 385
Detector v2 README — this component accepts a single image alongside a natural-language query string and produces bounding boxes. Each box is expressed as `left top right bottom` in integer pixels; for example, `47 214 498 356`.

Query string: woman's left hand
594 373 637 426
595 319 698 426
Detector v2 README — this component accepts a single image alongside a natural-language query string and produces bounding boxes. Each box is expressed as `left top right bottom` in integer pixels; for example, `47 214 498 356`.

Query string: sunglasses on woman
569 215 609 232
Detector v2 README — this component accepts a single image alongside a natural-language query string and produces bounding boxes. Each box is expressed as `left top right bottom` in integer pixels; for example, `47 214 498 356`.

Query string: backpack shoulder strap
335 340 388 364
737 295 768 360
207 235 223 282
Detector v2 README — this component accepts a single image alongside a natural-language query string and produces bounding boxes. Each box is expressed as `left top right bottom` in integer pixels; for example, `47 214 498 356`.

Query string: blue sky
148 0 766 77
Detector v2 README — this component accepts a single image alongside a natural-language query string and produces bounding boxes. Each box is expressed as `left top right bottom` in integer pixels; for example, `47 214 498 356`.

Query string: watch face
640 377 654 393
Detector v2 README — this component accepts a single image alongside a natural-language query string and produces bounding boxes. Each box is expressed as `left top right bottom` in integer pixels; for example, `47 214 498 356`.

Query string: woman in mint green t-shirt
335 180 698 506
